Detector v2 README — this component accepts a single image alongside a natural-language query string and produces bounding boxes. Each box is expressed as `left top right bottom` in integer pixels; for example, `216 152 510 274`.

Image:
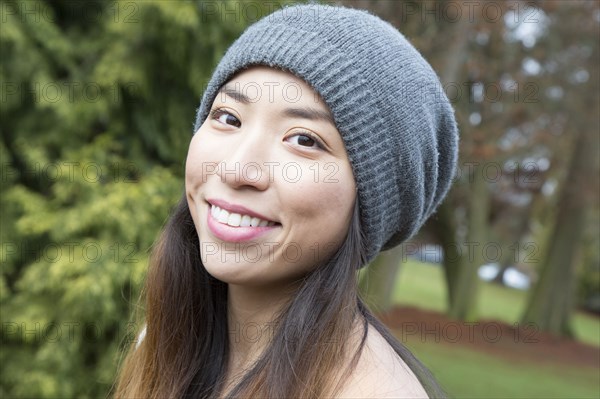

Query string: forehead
222 65 325 106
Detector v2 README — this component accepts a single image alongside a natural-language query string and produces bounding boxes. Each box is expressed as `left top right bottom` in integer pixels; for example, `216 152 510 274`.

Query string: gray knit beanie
193 4 459 265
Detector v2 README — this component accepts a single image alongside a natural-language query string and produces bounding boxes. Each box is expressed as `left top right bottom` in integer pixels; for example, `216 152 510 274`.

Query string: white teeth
227 213 241 227
240 215 252 227
218 209 229 224
210 204 275 228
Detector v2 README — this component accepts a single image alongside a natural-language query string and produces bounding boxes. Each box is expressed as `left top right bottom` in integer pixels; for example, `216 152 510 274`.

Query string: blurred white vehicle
478 263 531 290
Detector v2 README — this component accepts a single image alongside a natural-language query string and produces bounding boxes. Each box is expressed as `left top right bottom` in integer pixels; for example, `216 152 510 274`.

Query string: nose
216 126 272 191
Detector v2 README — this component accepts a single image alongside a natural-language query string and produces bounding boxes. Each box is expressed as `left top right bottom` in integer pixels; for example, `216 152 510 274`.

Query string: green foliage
1 0 293 397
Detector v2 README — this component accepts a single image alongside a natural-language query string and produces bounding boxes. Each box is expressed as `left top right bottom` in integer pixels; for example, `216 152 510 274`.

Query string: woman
114 3 458 398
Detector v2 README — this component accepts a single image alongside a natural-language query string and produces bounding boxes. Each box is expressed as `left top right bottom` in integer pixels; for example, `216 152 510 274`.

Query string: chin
202 257 249 280
200 256 270 285
201 255 312 289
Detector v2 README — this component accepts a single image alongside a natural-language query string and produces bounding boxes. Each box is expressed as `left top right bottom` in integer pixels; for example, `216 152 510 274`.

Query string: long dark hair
113 193 446 398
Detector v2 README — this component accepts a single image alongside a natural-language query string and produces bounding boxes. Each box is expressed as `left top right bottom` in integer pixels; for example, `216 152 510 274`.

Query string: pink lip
207 198 277 222
206 202 279 243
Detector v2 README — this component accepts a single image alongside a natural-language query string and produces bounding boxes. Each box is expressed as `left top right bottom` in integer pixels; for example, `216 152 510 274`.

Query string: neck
226 281 298 373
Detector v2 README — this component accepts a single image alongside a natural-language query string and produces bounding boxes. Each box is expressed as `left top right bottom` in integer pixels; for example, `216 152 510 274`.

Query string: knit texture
193 4 459 265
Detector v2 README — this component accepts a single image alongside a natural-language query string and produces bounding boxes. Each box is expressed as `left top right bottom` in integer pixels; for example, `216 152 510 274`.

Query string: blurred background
1 0 598 398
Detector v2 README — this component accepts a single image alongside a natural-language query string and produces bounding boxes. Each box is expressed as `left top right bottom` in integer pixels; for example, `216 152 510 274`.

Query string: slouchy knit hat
194 4 459 265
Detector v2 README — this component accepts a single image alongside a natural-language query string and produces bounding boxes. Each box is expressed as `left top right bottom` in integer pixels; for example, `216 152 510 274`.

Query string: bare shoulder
335 324 429 399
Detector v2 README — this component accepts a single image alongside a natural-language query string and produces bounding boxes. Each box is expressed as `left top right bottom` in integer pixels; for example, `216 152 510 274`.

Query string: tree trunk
435 201 461 308
447 163 489 320
359 245 404 313
521 125 596 336
435 10 479 320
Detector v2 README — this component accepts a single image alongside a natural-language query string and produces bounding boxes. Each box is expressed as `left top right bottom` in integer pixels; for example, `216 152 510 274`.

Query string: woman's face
186 66 356 288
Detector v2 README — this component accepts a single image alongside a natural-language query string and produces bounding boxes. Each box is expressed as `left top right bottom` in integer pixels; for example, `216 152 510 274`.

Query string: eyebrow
283 107 336 127
219 86 251 104
217 85 336 126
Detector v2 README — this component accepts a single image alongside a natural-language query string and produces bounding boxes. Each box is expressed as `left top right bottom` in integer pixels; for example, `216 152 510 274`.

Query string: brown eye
210 109 241 128
297 135 316 147
285 132 325 150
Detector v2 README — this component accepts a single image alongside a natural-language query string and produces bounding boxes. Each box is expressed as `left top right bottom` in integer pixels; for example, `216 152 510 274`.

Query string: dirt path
379 306 600 368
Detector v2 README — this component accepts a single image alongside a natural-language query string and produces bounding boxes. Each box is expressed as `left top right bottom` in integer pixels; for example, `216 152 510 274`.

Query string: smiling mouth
208 203 280 228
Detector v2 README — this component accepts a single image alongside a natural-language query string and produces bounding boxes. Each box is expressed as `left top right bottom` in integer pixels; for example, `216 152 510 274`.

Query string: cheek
319 165 356 234
185 128 219 189
185 130 214 234
294 184 354 270
312 163 356 215
289 163 356 241
185 133 203 183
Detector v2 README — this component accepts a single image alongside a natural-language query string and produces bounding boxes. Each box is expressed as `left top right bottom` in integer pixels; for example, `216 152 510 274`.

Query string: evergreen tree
1 1 289 397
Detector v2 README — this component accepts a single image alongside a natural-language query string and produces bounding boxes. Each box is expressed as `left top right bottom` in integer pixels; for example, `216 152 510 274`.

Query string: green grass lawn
384 259 600 398
392 259 600 348
400 337 600 399
384 260 600 399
